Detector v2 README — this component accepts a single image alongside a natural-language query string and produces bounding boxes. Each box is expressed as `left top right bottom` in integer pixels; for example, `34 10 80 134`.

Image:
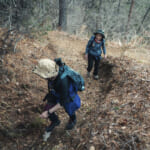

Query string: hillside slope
0 31 150 150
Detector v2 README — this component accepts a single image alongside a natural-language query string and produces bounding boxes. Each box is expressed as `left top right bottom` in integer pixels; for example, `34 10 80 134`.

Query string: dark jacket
44 74 81 116
46 75 71 106
85 36 106 57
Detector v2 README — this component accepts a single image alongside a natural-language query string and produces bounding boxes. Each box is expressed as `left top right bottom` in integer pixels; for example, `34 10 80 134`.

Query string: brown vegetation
0 30 150 150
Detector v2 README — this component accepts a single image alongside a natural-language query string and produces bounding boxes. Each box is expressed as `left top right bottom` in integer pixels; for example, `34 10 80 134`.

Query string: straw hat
33 59 59 79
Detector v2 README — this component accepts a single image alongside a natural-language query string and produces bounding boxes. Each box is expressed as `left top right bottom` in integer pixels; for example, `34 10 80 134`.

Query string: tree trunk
99 0 103 10
97 0 103 29
58 0 67 31
117 0 121 13
126 0 134 32
137 6 150 33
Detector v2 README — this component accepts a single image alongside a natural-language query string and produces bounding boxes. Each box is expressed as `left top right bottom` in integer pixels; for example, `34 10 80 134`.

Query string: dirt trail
0 30 150 150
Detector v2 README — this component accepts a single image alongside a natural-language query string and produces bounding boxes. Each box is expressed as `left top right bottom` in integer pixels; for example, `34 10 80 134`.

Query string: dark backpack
55 58 85 91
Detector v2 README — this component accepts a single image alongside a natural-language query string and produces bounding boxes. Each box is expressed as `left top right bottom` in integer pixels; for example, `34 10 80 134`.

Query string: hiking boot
93 75 99 80
87 72 90 78
46 120 60 132
66 119 76 130
43 131 51 142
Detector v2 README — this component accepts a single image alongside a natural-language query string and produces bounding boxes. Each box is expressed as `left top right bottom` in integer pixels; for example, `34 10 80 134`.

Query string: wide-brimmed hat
94 29 105 38
33 59 59 79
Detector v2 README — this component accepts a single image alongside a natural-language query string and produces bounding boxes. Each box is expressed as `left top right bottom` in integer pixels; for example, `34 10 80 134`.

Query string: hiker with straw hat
33 58 81 141
85 29 107 80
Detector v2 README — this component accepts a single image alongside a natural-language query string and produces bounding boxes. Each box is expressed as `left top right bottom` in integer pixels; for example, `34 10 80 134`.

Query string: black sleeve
59 77 70 106
43 93 49 102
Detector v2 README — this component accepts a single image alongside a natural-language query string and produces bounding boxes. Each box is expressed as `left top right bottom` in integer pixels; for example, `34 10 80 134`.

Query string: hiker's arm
48 78 69 113
48 80 53 92
102 40 107 58
48 103 61 113
85 36 94 54
40 103 61 118
42 80 53 102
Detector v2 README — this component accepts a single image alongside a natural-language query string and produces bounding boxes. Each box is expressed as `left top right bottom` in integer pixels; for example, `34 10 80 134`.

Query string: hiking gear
60 65 85 91
66 114 76 130
33 59 59 79
87 54 100 76
46 119 60 132
94 75 99 80
42 58 81 126
43 131 51 142
47 79 81 115
55 58 85 91
87 72 90 78
94 29 105 38
46 72 81 115
47 76 71 106
85 36 106 56
64 93 81 116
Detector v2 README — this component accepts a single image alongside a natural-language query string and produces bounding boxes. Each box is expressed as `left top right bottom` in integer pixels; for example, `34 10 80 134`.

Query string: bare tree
59 0 67 30
126 0 135 32
117 0 121 13
137 5 150 33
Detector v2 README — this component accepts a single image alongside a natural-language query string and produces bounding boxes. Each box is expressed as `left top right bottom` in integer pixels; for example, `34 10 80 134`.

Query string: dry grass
107 36 150 65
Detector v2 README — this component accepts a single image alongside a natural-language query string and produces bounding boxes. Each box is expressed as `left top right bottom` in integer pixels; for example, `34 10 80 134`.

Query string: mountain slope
0 30 150 150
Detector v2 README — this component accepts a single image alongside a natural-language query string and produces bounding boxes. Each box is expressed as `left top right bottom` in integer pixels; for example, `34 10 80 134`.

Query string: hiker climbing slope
33 58 84 141
85 29 107 80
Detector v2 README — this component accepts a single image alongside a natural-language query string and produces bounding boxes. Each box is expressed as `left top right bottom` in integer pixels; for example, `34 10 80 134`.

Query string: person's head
33 58 59 80
94 29 105 41
95 33 103 41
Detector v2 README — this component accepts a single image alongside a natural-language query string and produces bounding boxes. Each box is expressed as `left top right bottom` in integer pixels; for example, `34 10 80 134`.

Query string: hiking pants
48 112 76 123
87 54 100 75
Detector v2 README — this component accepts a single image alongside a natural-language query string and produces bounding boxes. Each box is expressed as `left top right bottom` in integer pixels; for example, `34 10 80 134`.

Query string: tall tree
117 0 121 13
137 5 150 33
58 0 67 31
126 0 134 32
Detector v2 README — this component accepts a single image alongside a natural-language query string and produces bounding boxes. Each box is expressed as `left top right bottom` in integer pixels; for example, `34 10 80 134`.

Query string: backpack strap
89 36 95 47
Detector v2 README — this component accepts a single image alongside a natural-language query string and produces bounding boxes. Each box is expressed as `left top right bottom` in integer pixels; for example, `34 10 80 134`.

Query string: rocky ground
0 30 150 150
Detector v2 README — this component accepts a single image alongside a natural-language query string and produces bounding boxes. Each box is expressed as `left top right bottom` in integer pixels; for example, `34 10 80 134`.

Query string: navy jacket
85 36 106 57
47 75 71 106
44 74 81 116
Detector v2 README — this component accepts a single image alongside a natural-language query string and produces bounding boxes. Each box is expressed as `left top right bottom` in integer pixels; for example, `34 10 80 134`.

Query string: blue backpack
55 58 85 92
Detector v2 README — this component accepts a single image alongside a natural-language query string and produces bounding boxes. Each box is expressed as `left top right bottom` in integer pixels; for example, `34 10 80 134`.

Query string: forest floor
0 30 150 150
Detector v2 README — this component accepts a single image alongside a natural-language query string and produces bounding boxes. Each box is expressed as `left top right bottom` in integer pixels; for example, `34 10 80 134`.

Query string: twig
14 35 24 53
100 132 107 146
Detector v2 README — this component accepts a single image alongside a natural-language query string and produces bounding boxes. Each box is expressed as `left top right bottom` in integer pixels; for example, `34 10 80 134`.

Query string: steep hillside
0 30 150 150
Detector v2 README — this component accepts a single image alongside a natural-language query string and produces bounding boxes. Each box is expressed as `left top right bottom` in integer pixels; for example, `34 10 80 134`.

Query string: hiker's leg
48 112 59 122
46 112 60 132
87 54 94 73
66 113 76 130
70 113 76 122
93 57 100 76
